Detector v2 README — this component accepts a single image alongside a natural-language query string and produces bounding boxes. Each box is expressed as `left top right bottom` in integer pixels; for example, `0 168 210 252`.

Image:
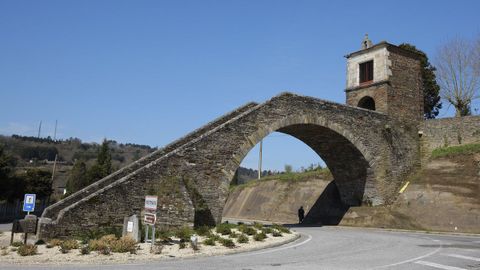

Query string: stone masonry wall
421 116 480 152
387 49 423 123
346 82 389 114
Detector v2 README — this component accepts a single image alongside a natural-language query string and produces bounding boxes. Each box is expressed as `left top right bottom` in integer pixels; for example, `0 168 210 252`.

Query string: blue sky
1 1 479 171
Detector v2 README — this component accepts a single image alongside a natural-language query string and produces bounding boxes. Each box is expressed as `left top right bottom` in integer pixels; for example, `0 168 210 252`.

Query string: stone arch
221 115 375 216
358 96 376 110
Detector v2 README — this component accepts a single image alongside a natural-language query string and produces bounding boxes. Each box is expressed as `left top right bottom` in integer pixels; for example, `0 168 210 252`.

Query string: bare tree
435 37 480 116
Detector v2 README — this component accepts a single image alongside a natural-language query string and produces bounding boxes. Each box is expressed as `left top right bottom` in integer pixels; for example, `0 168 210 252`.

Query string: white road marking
373 237 443 269
233 233 312 257
443 253 480 262
415 260 467 270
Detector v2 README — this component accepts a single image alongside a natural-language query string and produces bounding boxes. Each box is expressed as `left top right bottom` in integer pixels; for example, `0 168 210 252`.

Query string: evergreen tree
0 145 17 201
399 43 442 119
87 139 113 184
65 160 88 195
21 169 53 198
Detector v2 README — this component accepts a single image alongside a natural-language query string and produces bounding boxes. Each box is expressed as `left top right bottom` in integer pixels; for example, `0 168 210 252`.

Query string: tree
65 160 88 195
20 169 53 198
284 164 293 173
0 145 18 201
399 43 442 119
87 139 113 184
435 37 480 116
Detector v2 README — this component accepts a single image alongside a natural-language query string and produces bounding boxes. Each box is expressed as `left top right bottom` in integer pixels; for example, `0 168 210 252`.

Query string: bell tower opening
358 96 375 110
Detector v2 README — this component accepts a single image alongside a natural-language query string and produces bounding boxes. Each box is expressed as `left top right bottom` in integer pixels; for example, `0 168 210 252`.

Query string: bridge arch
217 114 376 225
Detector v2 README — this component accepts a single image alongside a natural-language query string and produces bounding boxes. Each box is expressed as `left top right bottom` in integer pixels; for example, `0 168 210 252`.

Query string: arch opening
358 96 376 110
221 123 373 226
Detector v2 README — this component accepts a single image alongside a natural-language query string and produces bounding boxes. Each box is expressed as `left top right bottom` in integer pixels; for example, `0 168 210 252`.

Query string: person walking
298 206 305 224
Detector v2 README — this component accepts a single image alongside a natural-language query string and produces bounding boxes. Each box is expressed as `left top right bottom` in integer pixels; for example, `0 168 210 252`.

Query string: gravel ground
0 228 298 265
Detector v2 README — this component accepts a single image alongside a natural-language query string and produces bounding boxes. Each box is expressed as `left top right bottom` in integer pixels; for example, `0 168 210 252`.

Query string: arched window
358 96 375 111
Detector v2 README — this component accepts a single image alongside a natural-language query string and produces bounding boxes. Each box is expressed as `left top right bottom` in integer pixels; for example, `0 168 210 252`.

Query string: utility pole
53 120 58 141
37 120 42 138
258 140 263 179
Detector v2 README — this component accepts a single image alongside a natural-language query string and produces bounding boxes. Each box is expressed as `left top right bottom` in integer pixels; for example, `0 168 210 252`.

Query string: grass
231 168 331 191
431 143 480 159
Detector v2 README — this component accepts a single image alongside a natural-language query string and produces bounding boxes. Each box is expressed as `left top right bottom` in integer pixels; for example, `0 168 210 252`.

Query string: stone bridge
39 92 420 238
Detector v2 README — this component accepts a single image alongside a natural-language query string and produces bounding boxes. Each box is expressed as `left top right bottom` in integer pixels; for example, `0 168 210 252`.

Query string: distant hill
0 134 156 199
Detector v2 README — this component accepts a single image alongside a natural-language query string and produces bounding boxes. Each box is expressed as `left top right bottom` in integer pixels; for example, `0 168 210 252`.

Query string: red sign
144 213 156 225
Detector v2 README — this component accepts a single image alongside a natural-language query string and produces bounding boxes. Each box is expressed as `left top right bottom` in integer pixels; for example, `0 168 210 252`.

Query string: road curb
336 225 480 237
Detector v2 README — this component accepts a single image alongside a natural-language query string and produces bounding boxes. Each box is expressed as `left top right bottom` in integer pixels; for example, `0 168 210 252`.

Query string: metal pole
53 120 58 141
37 121 42 138
258 140 263 179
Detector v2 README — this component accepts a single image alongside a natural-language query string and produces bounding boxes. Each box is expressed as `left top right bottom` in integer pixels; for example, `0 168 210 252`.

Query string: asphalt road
2 226 480 270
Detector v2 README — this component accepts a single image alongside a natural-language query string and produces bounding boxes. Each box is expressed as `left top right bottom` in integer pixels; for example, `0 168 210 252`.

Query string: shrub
219 237 235 248
237 234 249 244
1 246 9 256
174 226 193 242
11 241 23 247
240 226 257 236
272 230 282 237
203 237 216 246
49 239 63 247
61 239 79 250
88 239 108 252
253 222 263 229
110 236 137 253
17 244 37 256
46 244 54 249
229 231 239 238
179 242 187 249
80 245 90 255
195 225 212 237
99 234 117 245
156 229 173 242
216 223 232 235
253 232 267 241
272 224 291 234
261 227 273 234
98 245 111 255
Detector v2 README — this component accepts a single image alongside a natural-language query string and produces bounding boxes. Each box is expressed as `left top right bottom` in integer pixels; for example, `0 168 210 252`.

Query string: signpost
144 195 158 247
23 194 36 215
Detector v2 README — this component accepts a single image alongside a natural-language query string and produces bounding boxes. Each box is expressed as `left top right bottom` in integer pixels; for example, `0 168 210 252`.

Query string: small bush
174 226 193 242
99 234 117 245
1 247 9 256
272 224 291 234
229 231 239 238
240 226 257 236
61 239 79 250
98 245 111 255
11 241 23 247
179 242 187 249
46 244 54 249
237 234 249 244
253 232 267 241
261 227 273 234
203 237 216 246
88 239 108 252
216 223 232 235
253 222 263 229
80 245 90 255
219 237 235 248
49 239 63 247
272 230 282 237
17 244 37 256
156 229 173 242
195 225 212 237
110 236 137 253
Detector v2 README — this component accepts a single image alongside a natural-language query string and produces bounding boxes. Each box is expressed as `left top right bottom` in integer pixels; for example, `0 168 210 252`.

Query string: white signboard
144 195 158 211
127 221 134 233
144 213 156 225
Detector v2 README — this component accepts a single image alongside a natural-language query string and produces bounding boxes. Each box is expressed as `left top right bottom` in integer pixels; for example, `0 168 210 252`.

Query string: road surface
2 226 479 270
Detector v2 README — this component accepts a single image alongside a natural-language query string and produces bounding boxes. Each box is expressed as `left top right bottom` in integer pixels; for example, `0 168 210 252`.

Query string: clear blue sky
1 1 479 171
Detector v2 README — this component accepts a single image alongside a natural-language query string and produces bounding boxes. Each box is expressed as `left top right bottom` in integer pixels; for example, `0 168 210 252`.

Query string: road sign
23 194 36 212
144 195 158 211
144 213 156 225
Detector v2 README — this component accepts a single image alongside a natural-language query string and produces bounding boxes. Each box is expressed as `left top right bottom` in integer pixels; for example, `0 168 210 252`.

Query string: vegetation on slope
431 143 480 159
